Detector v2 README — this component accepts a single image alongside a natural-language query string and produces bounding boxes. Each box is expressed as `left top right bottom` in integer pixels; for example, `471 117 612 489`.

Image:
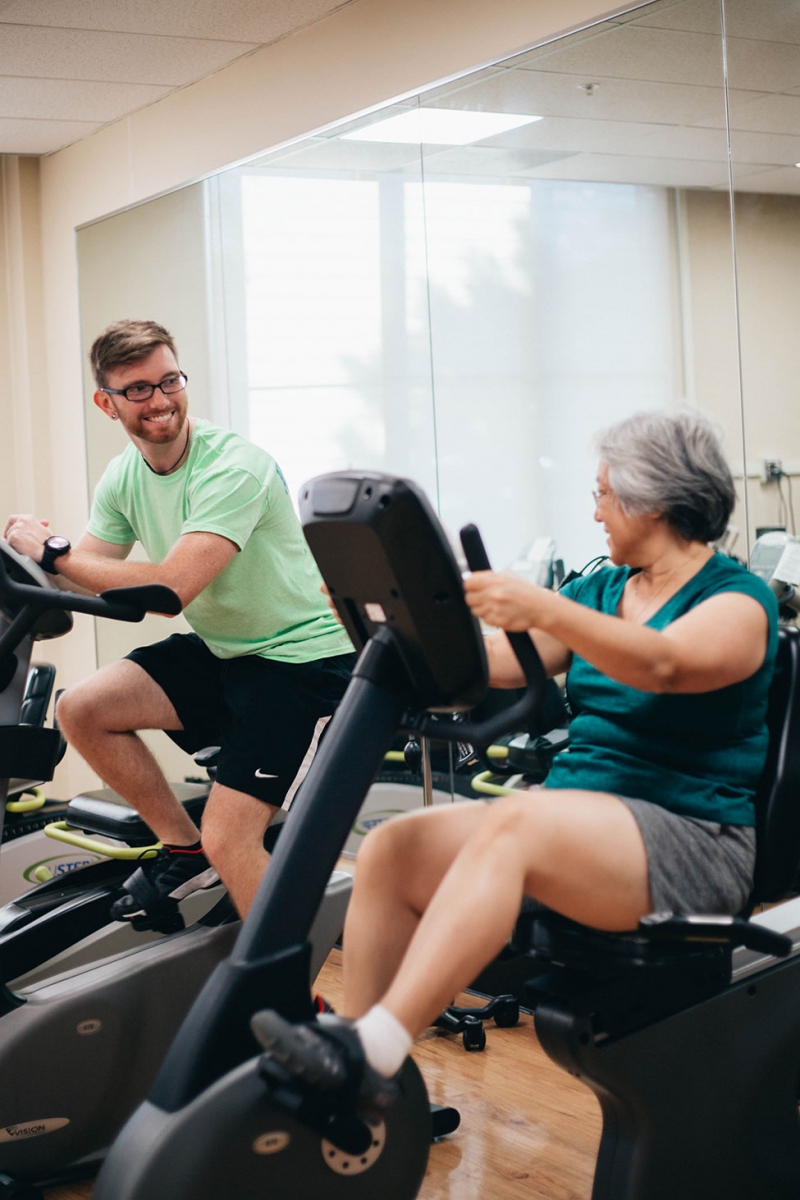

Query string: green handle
470 770 517 797
6 786 46 814
44 821 160 861
383 745 508 765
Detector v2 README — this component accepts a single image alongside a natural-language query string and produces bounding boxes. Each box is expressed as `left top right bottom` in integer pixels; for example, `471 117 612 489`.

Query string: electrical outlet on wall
763 458 784 483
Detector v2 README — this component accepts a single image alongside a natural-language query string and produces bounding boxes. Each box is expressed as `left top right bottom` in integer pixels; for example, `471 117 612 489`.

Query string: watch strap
40 537 71 575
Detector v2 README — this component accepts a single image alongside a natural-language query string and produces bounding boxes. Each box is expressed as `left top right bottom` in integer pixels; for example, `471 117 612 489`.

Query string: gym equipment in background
750 528 800 616
0 541 351 1197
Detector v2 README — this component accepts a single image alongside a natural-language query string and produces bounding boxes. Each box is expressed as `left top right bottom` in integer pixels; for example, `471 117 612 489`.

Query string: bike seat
65 783 211 846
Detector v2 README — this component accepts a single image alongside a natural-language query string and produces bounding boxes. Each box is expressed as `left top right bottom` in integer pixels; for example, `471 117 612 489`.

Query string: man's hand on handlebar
4 514 50 563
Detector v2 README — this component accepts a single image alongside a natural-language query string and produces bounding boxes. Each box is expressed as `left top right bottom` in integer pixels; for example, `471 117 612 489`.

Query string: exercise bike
0 661 75 907
0 540 221 987
97 471 800 1200
517 620 800 1200
0 542 351 1196
92 471 546 1200
0 671 215 910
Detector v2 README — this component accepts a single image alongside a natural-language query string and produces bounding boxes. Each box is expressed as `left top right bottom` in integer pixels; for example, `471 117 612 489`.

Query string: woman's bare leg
346 789 651 1040
342 801 490 1018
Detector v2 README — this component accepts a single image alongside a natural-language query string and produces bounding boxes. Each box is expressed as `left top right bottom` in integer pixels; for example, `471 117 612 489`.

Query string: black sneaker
111 844 219 928
252 1010 398 1117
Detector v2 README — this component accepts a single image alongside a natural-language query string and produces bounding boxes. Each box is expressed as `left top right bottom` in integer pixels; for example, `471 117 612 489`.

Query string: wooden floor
42 946 601 1200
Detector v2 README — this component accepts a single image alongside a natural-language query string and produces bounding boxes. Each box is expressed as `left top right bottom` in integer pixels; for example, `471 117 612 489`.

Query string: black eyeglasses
102 372 188 403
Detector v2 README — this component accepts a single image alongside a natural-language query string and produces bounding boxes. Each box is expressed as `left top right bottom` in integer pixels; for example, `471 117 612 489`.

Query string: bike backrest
20 663 56 728
751 624 800 904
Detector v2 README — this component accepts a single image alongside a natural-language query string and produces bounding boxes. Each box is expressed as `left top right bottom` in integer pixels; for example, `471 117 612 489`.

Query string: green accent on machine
44 821 161 861
5 787 45 814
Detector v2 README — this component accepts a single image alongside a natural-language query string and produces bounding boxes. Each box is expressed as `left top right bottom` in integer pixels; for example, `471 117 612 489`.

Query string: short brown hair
90 320 178 388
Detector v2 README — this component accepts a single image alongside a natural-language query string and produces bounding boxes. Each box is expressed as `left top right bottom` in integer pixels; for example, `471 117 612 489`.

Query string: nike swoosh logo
254 769 279 779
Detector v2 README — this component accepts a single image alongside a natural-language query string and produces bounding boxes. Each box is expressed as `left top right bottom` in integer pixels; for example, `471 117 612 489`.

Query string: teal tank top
544 555 779 826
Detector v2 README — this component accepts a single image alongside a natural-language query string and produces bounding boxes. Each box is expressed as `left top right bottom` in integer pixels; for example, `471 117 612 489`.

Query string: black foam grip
460 523 491 572
459 524 547 695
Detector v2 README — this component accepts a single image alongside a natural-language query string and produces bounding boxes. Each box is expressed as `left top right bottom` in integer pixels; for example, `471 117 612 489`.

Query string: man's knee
57 660 180 739
201 785 275 868
200 800 226 863
55 680 106 739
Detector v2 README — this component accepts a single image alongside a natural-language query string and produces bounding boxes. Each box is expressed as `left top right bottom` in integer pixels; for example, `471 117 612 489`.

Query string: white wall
0 158 50 523
10 0 625 795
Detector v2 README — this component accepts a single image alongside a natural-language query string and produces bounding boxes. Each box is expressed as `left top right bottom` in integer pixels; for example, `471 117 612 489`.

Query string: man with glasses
4 319 355 923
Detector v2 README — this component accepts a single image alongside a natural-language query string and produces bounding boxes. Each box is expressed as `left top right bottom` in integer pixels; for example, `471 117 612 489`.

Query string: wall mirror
77 0 800 779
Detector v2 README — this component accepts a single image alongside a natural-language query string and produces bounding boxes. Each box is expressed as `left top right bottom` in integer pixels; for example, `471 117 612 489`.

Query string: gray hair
595 408 736 543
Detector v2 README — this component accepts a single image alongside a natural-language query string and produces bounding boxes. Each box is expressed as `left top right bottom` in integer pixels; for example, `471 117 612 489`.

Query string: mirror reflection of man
4 319 355 922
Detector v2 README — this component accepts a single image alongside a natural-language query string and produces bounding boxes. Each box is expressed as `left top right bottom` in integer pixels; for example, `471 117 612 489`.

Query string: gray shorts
620 797 756 915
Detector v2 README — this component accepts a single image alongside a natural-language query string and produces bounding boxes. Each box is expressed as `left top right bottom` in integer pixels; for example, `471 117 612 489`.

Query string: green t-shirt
544 555 779 825
87 419 353 664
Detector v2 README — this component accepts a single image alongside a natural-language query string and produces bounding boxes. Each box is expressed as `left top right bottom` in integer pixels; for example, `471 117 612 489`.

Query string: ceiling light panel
341 108 542 145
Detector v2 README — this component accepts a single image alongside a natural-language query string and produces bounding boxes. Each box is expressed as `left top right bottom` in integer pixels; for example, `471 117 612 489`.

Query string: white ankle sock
354 1005 413 1078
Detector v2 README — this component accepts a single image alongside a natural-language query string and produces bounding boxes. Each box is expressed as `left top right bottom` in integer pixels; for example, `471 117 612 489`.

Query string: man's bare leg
56 659 200 846
201 785 278 917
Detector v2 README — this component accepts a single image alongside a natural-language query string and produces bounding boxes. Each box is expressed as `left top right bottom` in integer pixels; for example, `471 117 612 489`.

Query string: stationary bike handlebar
405 524 547 748
639 912 793 959
0 540 182 661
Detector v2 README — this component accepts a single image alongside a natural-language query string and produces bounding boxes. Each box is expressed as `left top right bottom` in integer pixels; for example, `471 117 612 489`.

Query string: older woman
256 408 778 1109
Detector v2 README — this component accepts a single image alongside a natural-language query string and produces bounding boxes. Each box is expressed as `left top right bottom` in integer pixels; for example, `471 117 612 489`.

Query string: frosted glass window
407 177 675 571
237 170 675 571
242 176 385 494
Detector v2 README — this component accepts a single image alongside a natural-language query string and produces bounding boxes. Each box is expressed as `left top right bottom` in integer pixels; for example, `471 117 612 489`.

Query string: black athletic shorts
126 632 356 806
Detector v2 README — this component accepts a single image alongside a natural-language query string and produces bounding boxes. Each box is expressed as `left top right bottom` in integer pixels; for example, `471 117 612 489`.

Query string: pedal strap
123 863 166 913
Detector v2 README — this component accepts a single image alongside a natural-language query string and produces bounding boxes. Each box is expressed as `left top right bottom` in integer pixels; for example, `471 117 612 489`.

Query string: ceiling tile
519 151 732 188
725 37 800 93
733 163 800 193
513 25 726 89
477 114 729 163
252 138 426 173
420 145 578 176
0 24 258 85
724 0 800 44
730 127 800 167
628 0 726 37
0 0 798 192
0 76 170 121
0 0 350 42
0 115 101 153
426 67 729 130
634 0 800 45
728 89 800 135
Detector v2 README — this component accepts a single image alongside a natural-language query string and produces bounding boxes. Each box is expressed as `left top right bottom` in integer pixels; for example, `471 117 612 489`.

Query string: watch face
46 536 70 552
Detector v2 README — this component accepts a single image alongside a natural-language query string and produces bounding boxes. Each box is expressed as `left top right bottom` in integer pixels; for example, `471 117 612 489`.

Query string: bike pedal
131 905 185 934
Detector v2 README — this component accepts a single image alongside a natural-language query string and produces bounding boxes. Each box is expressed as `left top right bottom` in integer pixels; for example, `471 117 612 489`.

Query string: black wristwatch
40 535 71 575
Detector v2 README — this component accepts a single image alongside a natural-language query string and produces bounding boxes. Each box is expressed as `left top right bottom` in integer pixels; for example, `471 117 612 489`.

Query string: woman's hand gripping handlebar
406 524 547 749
